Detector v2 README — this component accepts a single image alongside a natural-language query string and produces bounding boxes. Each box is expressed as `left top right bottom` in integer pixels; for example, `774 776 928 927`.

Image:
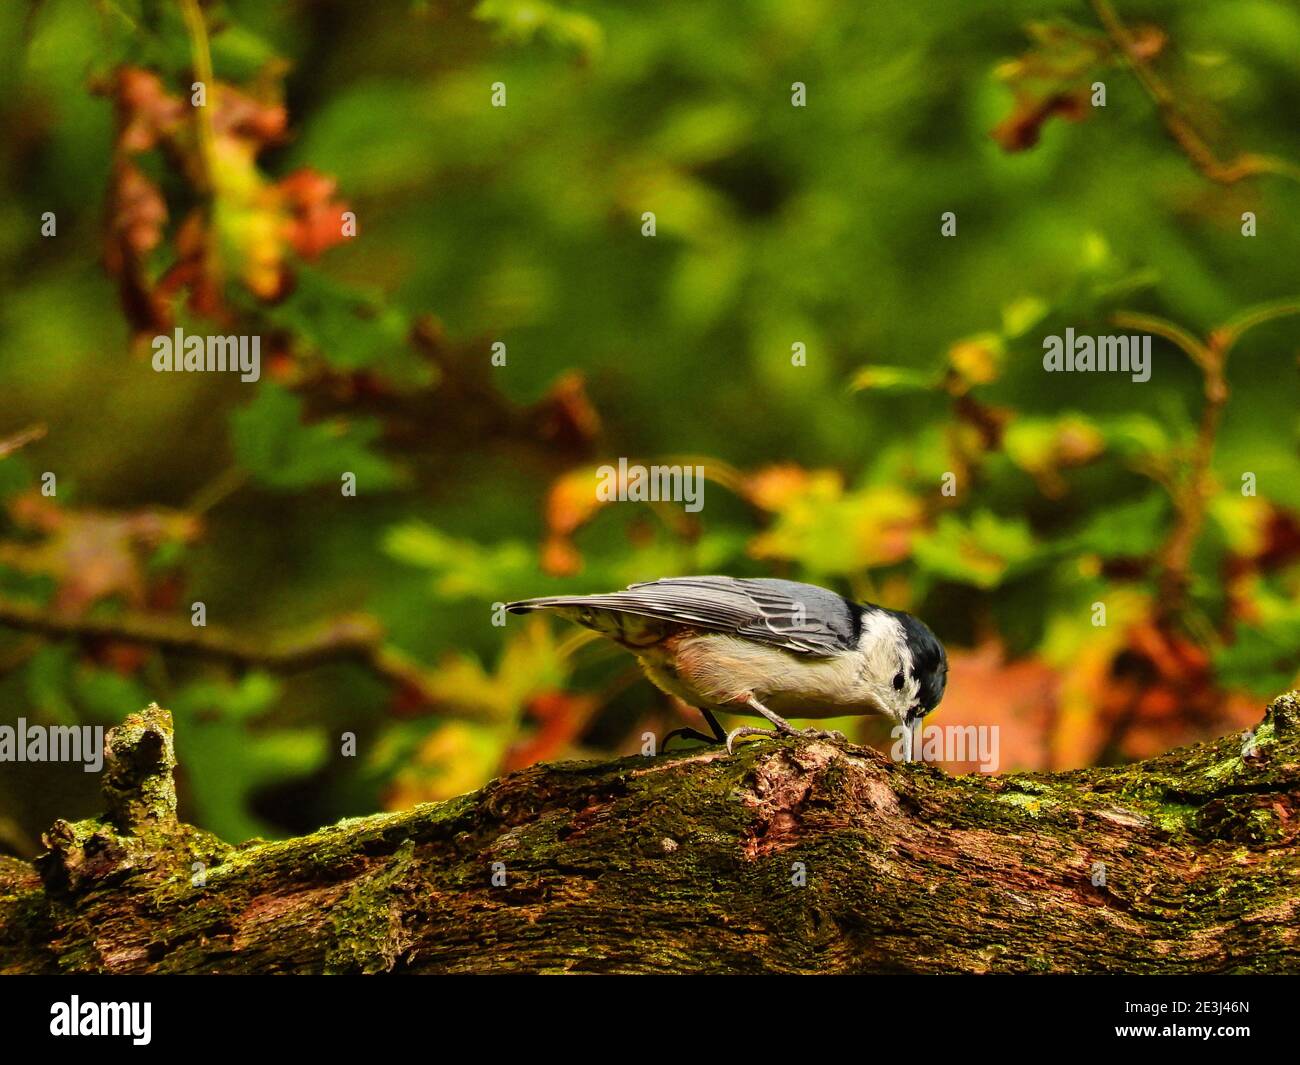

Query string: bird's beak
905 715 924 763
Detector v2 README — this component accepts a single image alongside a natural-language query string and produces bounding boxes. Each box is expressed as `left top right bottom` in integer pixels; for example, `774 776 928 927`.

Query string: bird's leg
662 706 729 749
725 695 845 754
701 707 727 742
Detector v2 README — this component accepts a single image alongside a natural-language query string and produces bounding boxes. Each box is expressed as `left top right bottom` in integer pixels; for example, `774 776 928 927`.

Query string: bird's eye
892 672 905 691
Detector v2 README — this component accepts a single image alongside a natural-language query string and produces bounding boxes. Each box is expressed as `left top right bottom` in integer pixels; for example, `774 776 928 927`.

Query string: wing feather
506 576 859 656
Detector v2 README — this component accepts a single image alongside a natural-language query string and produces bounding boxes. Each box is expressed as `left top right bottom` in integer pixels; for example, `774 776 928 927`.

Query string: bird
505 575 947 759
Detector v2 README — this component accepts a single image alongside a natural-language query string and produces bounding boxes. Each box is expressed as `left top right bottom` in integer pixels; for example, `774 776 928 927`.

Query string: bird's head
859 606 948 758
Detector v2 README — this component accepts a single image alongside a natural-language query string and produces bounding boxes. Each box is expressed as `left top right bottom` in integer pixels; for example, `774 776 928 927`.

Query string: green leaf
1070 493 1170 557
210 24 280 82
849 366 936 393
266 268 432 385
1097 413 1174 459
172 672 282 723
0 451 32 501
384 522 536 600
72 664 150 723
1214 614 1300 698
912 511 1038 588
24 645 77 725
1004 413 1104 476
170 674 327 843
230 384 402 491
473 0 605 60
1000 294 1048 338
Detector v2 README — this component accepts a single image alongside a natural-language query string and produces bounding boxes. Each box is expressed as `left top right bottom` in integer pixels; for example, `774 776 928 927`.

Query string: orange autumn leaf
545 467 606 538
278 168 349 260
742 463 814 512
540 463 613 575
933 641 1059 772
504 690 600 770
541 534 584 577
100 66 349 335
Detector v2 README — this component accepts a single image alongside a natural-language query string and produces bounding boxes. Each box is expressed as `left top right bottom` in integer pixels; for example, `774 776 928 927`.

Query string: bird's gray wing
507 575 858 656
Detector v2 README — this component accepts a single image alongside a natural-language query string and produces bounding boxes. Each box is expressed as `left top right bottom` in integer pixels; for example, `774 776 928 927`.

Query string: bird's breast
640 632 886 719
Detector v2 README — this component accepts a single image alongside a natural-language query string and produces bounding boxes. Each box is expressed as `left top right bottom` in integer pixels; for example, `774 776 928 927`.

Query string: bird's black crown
882 608 948 715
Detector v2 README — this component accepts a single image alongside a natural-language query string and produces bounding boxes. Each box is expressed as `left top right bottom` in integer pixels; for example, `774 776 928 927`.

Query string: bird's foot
725 726 778 754
662 706 728 751
662 726 721 750
724 724 845 754
801 726 846 743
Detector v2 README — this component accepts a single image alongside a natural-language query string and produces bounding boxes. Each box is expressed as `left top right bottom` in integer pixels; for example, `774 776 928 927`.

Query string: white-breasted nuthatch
506 575 947 759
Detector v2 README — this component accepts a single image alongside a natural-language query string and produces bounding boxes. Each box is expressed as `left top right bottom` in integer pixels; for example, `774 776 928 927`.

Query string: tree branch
2 693 1298 973
0 596 492 722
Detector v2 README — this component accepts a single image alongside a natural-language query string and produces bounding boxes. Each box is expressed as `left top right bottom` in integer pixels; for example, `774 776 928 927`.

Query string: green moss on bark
1 692 1298 974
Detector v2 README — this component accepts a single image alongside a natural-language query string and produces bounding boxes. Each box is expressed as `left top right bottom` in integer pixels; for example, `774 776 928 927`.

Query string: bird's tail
504 595 591 614
505 595 668 647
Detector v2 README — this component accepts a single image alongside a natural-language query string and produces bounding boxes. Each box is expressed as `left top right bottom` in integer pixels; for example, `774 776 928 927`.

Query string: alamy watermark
50 997 151 1045
891 723 999 772
152 328 260 382
1042 329 1150 382
596 458 704 513
0 719 103 772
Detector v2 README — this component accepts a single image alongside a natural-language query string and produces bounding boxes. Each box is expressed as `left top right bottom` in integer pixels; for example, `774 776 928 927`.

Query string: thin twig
1111 311 1211 372
1091 0 1300 186
1213 298 1300 355
1111 297 1300 619
177 0 218 192
187 464 249 516
177 0 224 294
0 424 47 460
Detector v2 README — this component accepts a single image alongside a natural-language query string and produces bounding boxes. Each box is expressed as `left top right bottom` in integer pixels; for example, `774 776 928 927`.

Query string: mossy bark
2 694 1298 974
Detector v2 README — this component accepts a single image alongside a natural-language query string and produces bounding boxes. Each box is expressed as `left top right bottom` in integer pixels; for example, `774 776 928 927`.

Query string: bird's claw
725 726 775 754
662 727 720 750
805 727 845 742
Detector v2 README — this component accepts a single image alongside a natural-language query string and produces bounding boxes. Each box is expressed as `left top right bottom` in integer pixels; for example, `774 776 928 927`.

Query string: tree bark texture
1 693 1298 973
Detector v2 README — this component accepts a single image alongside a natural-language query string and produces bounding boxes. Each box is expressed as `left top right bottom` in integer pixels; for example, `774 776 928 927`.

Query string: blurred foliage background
0 0 1297 853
